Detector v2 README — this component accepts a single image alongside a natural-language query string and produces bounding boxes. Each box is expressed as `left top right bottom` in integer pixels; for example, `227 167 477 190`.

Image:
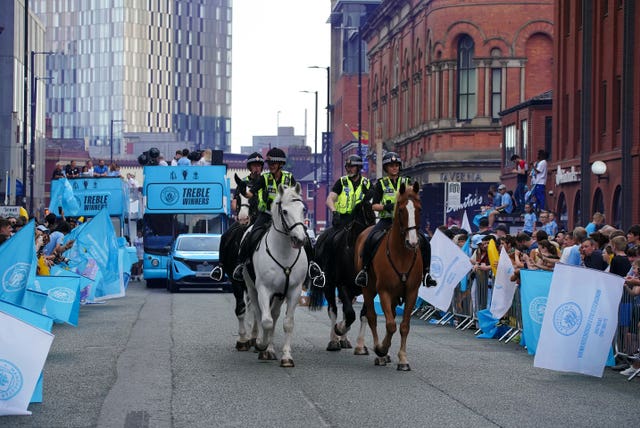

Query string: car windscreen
176 236 221 252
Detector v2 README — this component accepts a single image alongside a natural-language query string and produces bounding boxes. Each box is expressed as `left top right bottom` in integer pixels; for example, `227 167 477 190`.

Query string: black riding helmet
345 154 364 168
246 152 264 168
266 147 286 164
382 152 402 171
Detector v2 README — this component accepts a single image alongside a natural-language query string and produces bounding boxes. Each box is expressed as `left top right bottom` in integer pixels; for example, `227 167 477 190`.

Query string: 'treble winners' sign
143 165 229 214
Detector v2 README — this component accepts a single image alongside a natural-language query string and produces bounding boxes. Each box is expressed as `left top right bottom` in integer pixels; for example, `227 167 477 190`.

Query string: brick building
549 1 639 230
358 0 554 226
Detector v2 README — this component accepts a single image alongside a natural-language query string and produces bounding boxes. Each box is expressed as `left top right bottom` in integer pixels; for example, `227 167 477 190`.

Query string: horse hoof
374 356 387 366
339 339 352 349
374 346 387 358
385 355 392 363
236 341 251 352
397 363 411 371
326 340 342 352
280 358 295 368
354 346 369 356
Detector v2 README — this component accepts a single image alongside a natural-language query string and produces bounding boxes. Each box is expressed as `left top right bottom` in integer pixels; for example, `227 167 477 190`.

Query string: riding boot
355 233 374 287
420 235 437 287
304 241 325 288
232 228 253 281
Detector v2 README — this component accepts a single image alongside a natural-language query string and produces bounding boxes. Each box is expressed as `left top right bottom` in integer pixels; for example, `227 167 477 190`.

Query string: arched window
592 188 605 216
574 191 581 229
457 35 477 121
612 185 622 229
557 192 568 232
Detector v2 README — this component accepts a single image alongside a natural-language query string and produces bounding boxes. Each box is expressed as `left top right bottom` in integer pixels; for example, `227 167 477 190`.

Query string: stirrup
210 265 224 281
308 261 322 279
423 273 437 288
312 273 325 288
232 264 245 281
354 269 368 287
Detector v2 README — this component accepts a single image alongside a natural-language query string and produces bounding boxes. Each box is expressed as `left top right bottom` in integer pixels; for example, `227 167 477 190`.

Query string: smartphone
58 206 62 215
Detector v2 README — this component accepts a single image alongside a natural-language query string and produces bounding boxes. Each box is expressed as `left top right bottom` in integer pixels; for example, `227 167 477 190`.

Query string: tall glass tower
32 0 231 154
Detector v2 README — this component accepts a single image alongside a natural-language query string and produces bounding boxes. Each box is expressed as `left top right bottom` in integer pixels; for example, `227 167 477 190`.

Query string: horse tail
308 282 326 311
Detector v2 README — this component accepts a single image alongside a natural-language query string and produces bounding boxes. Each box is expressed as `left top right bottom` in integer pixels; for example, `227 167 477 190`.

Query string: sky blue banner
49 177 128 218
30 276 81 326
49 265 95 304
143 165 229 214
0 221 37 304
520 269 553 355
62 209 124 300
21 289 48 316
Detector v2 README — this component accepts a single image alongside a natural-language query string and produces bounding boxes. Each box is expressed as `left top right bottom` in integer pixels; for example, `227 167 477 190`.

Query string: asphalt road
4 281 640 427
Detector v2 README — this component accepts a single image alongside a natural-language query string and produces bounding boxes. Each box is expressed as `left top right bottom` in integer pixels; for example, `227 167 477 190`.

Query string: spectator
565 227 588 266
477 217 493 236
580 238 608 270
627 224 640 250
585 212 606 234
545 211 559 237
94 159 108 177
171 150 182 166
132 230 144 282
610 236 631 276
510 154 528 210
65 160 80 178
522 203 536 236
0 218 13 238
515 232 534 255
531 239 560 271
81 160 94 177
529 149 548 211
157 154 169 166
494 223 509 238
108 163 122 177
177 149 191 166
51 163 65 179
487 184 513 228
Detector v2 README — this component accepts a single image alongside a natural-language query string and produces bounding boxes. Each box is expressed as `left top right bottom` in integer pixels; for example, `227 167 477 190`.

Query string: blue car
167 233 230 293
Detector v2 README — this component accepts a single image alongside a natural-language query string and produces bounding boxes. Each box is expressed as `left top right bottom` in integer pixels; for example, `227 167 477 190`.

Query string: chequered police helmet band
267 156 286 163
247 156 263 164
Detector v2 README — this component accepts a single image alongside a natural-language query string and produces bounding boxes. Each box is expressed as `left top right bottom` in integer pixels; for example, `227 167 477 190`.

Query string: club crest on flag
47 287 76 304
2 263 30 293
553 302 582 336
529 296 547 324
0 359 23 400
431 256 444 278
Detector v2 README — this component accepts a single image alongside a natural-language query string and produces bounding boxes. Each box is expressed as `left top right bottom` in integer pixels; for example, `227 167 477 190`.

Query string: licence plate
196 264 212 277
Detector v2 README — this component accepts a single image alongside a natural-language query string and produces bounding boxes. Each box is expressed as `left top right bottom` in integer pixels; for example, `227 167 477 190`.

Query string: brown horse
354 181 422 371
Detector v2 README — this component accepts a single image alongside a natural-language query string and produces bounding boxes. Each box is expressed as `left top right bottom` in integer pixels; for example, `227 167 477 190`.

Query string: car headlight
151 258 160 267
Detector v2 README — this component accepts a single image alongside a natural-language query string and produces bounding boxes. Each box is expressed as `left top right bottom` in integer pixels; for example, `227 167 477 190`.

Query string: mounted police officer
354 152 435 288
210 152 264 281
232 147 324 286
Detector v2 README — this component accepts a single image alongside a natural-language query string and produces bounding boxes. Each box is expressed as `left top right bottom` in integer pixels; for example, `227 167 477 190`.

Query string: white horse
243 183 308 367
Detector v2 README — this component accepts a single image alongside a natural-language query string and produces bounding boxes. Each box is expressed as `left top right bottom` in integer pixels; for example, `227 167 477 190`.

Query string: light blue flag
49 265 95 304
0 221 37 304
21 289 48 315
519 269 553 355
62 209 124 300
476 308 501 339
48 177 81 216
30 276 81 326
459 236 471 292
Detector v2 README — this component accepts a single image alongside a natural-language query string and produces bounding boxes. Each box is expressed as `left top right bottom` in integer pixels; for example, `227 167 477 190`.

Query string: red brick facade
550 1 640 230
361 0 554 193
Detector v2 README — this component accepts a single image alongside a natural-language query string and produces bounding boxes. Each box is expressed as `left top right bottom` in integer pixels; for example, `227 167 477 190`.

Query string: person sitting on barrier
354 152 436 288
210 152 264 281
232 147 325 287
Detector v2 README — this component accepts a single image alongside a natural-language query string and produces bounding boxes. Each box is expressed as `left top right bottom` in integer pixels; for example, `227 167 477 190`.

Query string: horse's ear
399 182 407 194
294 182 302 194
278 184 285 196
413 181 420 193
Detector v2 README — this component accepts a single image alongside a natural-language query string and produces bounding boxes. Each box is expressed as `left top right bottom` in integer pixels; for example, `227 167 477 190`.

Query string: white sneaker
620 366 639 376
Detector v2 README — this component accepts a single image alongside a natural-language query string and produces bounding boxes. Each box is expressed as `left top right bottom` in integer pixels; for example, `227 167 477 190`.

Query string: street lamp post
301 90 318 232
29 50 54 215
110 119 126 165
309 65 331 223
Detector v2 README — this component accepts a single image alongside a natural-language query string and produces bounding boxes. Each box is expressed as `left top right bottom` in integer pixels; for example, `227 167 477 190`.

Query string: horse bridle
385 198 420 284
272 198 307 236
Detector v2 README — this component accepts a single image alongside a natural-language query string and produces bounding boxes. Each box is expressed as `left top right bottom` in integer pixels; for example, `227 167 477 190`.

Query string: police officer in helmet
354 152 435 288
232 147 324 286
326 154 370 229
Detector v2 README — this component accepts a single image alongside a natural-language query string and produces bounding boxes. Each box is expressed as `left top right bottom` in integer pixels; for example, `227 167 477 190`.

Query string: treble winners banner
534 263 624 377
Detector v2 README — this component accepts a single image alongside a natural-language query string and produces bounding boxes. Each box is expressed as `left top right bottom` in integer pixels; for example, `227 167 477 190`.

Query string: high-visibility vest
379 175 411 219
257 171 293 212
335 176 370 214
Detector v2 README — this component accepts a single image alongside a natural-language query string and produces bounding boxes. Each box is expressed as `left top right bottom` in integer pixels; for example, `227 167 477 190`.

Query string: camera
138 147 161 166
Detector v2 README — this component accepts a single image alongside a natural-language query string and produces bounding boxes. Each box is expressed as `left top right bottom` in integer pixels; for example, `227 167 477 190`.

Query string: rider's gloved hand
331 212 340 227
384 201 394 213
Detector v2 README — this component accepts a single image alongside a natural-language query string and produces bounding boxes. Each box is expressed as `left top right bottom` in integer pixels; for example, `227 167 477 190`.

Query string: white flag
0 311 54 416
534 263 624 377
489 247 518 319
419 229 473 311
461 210 472 233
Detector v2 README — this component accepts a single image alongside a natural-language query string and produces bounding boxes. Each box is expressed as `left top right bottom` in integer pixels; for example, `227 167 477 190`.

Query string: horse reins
385 199 419 285
272 198 306 236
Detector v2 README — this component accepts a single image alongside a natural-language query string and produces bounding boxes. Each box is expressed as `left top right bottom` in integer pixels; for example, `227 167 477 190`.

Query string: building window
491 68 502 120
457 35 476 121
306 182 315 200
614 76 621 132
545 116 553 161
504 124 516 164
600 80 607 135
520 120 528 156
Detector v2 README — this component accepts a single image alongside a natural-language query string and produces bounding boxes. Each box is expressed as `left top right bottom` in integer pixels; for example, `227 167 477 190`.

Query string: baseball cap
36 225 49 233
498 184 507 190
471 234 484 249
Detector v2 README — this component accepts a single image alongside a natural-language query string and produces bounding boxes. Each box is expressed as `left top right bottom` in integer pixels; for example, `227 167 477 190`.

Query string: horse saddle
370 229 388 257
